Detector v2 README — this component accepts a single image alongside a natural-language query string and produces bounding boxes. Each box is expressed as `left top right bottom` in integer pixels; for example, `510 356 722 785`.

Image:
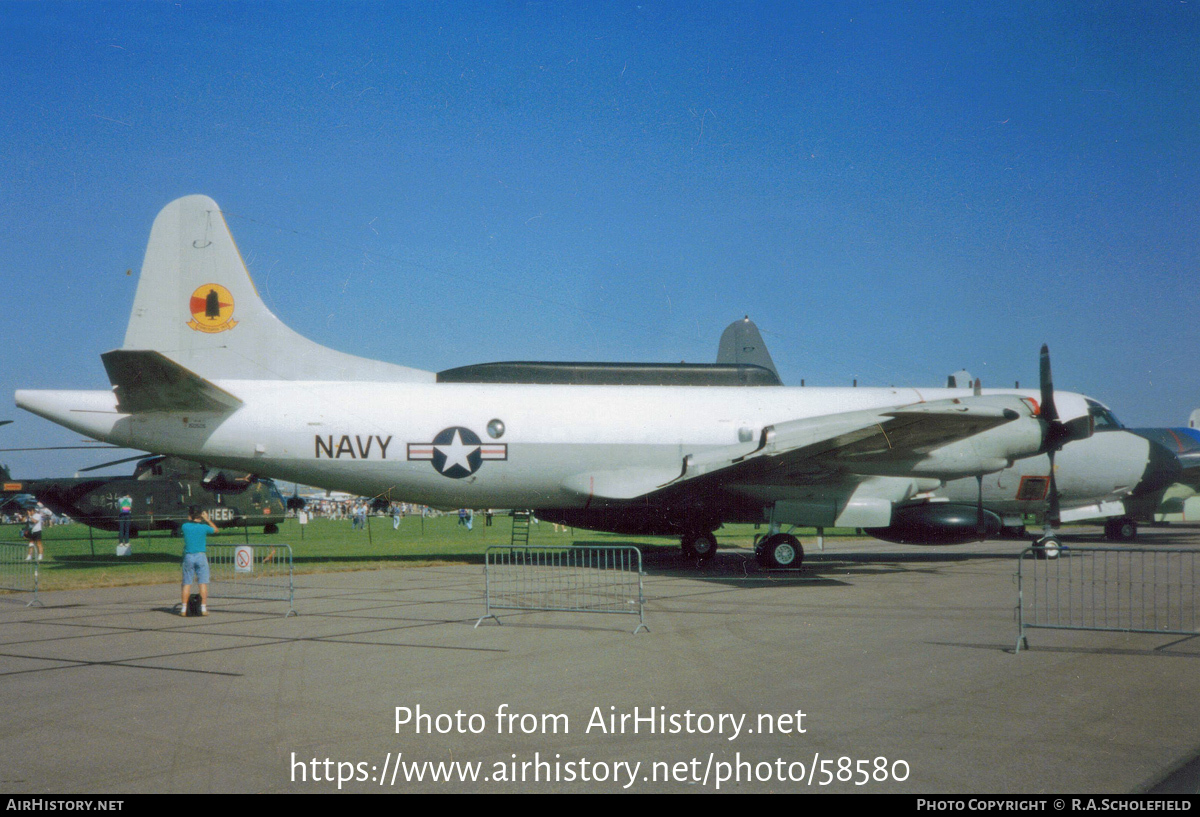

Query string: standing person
392 504 401 530
117 493 133 551
180 505 217 617
24 509 44 562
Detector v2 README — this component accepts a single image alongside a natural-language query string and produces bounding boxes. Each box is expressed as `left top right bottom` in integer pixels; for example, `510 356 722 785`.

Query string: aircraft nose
1130 439 1184 497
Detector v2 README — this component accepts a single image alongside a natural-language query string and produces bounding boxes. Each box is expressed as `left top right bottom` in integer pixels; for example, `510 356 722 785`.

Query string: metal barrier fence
0 542 41 607
1016 546 1200 652
477 546 647 633
207 543 296 616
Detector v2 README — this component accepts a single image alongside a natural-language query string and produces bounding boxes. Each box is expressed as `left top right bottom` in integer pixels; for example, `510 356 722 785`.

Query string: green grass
1 516 866 591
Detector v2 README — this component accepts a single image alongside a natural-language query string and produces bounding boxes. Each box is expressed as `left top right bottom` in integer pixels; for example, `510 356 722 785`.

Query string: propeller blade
1038 346 1064 539
1045 450 1061 532
1039 344 1059 424
976 474 985 541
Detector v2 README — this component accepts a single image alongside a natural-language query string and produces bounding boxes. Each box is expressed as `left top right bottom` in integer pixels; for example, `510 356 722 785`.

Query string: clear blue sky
3 1 1198 477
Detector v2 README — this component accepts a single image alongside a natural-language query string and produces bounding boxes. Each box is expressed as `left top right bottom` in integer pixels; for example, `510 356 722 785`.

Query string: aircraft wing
101 350 243 413
565 395 1039 501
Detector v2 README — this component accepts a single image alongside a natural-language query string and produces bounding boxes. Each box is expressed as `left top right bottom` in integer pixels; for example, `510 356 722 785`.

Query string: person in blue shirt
180 505 217 617
117 493 133 549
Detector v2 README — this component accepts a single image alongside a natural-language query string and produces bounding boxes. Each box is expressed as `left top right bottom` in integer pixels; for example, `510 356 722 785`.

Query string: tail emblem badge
187 283 238 333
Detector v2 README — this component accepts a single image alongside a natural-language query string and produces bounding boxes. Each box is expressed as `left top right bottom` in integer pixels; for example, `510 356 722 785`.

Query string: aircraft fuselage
18 380 1045 512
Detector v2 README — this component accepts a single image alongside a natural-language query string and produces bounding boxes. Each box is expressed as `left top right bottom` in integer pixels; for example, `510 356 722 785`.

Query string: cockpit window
1086 399 1124 431
266 480 286 503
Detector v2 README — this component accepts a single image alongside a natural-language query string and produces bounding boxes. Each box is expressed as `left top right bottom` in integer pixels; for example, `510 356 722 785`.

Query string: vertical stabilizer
122 195 433 382
716 317 779 381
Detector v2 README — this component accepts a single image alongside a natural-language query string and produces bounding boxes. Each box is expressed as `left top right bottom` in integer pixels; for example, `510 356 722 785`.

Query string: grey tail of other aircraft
121 195 433 383
716 316 779 381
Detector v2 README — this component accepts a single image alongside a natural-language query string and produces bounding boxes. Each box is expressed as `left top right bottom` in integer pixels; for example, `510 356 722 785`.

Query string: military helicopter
4 454 288 536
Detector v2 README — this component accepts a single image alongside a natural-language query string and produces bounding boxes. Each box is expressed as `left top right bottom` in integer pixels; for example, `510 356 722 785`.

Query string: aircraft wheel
264 523 279 535
1033 536 1061 560
680 530 718 562
759 533 803 570
1105 517 1137 542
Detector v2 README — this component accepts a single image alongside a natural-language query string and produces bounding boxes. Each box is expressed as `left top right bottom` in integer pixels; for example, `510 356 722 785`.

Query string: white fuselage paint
938 430 1153 512
17 382 1041 508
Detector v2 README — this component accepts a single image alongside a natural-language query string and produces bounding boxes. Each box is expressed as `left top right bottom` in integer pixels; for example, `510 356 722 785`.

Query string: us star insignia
407 426 507 479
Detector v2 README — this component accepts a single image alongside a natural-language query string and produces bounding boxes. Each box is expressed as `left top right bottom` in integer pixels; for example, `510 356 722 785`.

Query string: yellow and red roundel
187 283 238 333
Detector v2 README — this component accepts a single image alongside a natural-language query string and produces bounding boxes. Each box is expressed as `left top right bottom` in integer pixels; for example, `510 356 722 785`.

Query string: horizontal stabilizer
101 350 243 413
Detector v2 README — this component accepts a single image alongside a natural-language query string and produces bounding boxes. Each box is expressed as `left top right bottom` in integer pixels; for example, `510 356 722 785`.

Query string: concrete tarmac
2 526 1199 794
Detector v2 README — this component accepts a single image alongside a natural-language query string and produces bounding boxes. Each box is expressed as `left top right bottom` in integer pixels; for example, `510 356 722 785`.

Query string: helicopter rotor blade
77 454 159 473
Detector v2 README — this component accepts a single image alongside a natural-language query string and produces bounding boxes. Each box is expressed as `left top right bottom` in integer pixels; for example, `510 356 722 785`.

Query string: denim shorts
182 552 210 585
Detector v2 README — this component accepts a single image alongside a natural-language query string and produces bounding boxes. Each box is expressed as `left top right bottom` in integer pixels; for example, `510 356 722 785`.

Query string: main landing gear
680 530 718 562
1104 517 1138 542
678 528 806 569
755 533 804 569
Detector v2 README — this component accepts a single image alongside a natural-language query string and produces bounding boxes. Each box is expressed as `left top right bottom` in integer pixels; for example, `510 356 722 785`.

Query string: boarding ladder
511 510 532 547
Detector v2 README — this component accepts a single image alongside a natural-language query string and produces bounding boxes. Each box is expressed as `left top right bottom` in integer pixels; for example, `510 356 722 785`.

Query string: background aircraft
3 455 287 537
1129 418 1200 525
1 462 39 514
16 196 1100 569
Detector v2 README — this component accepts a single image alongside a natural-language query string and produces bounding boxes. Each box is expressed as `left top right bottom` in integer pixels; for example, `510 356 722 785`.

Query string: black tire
759 533 803 570
681 530 718 562
1105 517 1137 542
264 523 279 535
1033 536 1061 560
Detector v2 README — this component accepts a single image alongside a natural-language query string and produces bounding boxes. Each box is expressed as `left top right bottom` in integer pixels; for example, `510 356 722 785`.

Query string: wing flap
101 350 243 413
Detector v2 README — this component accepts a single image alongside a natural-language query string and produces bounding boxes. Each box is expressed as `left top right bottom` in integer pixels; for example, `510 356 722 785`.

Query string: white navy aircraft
17 196 1098 567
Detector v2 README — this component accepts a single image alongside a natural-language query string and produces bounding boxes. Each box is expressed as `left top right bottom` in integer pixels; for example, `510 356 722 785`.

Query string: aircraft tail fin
716 317 780 381
122 196 433 382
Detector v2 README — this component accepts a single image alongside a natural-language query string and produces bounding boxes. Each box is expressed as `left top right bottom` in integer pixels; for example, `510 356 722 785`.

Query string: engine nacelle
865 503 1001 545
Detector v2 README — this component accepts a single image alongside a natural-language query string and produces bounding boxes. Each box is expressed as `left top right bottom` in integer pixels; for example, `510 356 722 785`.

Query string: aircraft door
144 483 180 529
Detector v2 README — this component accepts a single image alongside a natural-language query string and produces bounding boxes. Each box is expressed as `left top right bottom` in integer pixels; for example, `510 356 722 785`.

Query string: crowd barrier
477 545 647 633
207 543 296 616
1017 545 1199 651
0 541 42 607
